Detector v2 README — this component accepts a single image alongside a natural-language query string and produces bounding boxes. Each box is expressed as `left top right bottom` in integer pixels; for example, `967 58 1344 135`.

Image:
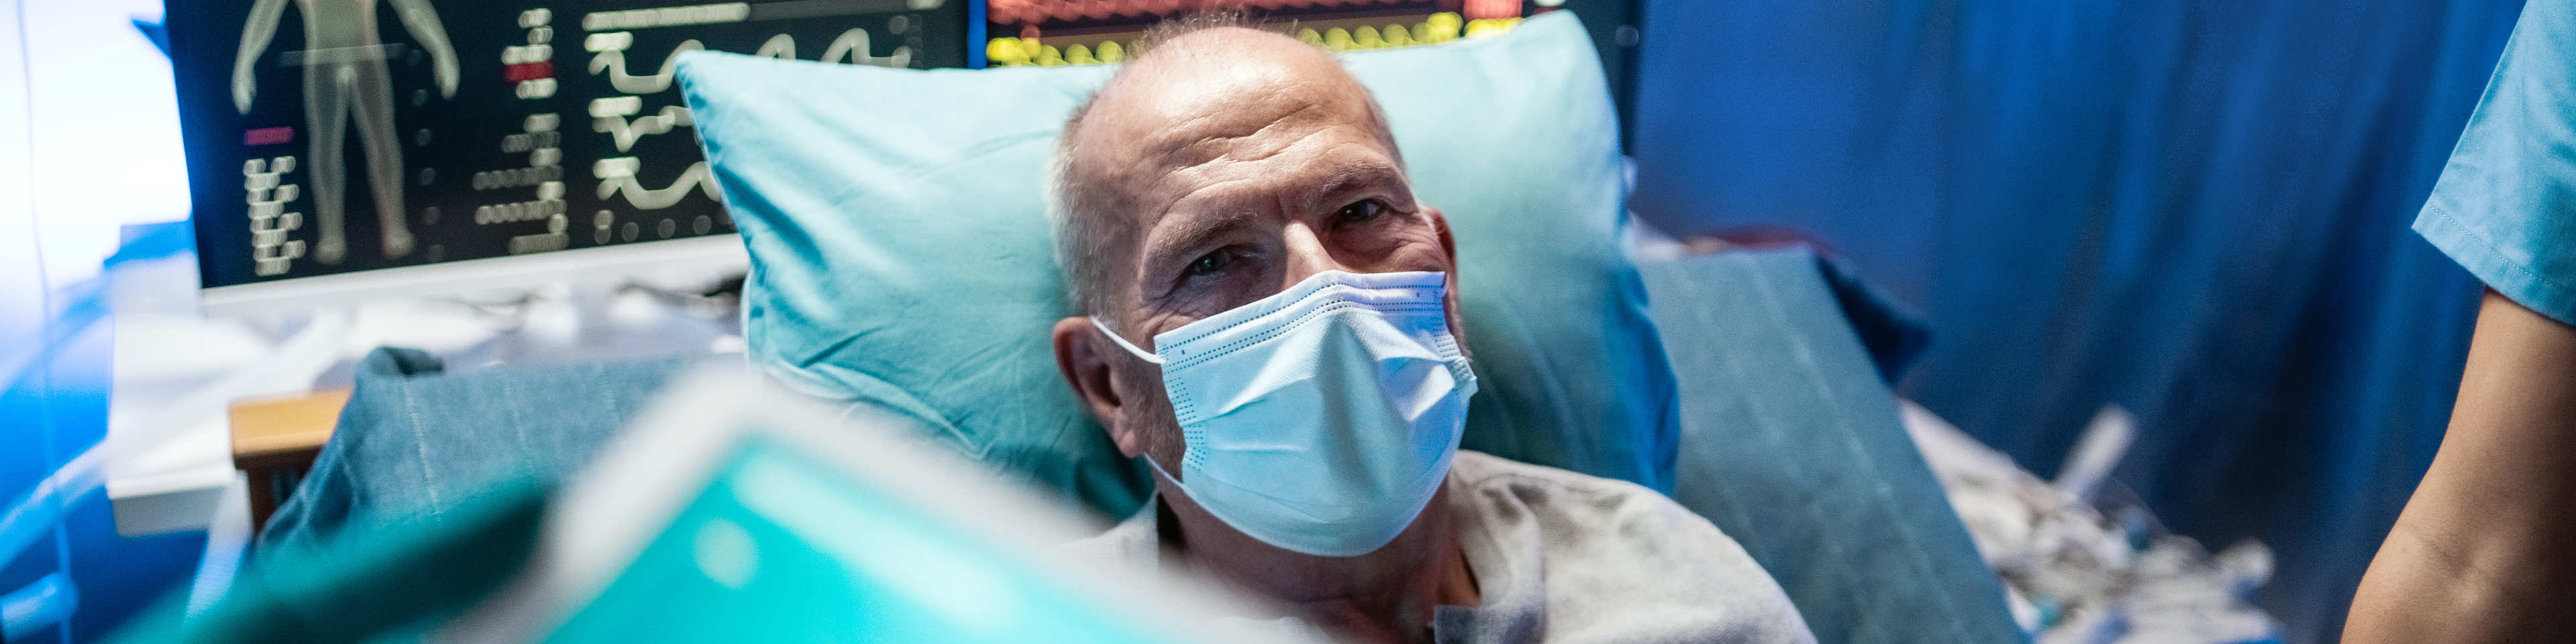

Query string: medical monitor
167 0 971 314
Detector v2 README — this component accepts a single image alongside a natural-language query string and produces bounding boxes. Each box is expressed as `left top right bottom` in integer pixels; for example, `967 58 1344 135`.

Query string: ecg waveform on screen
820 29 911 66
743 30 916 66
594 105 692 152
593 157 719 209
587 36 702 94
579 13 929 225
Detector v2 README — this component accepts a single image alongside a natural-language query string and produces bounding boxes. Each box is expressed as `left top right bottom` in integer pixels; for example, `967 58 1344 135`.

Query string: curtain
1628 0 2524 641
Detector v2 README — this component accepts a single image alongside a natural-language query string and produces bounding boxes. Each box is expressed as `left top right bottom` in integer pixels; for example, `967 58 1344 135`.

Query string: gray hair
1043 115 1118 321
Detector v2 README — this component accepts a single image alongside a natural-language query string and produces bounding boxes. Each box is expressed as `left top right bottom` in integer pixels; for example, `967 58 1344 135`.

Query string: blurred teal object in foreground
123 366 1264 643
122 439 1189 643
545 438 1175 644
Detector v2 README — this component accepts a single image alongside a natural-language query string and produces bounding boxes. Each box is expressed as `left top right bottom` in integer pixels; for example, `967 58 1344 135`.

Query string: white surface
103 307 346 535
1 0 40 357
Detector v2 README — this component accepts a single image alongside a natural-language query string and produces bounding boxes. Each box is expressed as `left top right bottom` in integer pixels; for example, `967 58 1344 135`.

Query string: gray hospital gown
1061 451 1818 644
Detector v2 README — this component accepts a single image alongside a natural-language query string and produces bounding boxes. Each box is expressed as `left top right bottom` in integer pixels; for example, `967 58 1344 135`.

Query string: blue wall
1629 0 2520 641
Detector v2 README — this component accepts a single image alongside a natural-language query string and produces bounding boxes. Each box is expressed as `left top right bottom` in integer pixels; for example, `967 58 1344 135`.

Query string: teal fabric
110 478 548 644
1643 249 2025 644
260 348 692 552
676 11 1676 519
2418 0 2576 326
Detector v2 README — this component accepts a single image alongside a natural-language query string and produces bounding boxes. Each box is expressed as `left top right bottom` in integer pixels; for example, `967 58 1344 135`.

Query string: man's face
1054 28 1462 470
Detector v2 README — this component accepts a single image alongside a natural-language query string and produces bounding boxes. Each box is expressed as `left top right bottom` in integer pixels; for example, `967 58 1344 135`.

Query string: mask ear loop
1090 317 1183 482
1087 317 1167 364
1141 451 1185 486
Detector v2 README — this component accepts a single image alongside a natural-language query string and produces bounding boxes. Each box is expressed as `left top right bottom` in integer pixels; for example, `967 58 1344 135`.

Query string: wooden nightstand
227 389 350 533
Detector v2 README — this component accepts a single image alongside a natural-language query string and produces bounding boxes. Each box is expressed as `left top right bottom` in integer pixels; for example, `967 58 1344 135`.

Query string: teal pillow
677 11 1675 517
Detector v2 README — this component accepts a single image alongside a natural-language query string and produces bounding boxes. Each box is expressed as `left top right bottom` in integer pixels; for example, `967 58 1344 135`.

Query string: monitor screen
980 1 1636 131
168 0 969 295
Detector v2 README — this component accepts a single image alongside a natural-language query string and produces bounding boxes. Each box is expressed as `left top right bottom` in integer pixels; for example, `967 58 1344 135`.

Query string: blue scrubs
2420 0 2576 326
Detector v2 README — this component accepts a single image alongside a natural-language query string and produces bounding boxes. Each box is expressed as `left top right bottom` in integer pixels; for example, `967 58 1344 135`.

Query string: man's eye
1187 250 1232 277
1336 199 1385 225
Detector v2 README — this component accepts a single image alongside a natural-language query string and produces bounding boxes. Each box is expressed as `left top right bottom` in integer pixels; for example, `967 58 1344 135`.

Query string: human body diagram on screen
232 0 460 264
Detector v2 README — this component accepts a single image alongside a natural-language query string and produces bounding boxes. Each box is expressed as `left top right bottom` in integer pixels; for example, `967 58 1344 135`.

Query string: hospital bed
152 244 2025 644
141 13 2021 643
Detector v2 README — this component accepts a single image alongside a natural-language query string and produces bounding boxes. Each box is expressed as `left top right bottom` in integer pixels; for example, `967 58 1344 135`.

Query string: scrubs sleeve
2418 0 2576 327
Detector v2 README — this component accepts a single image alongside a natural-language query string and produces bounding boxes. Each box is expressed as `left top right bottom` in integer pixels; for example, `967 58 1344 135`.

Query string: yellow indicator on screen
1354 25 1383 48
1384 25 1413 47
987 38 1026 66
1461 16 1524 39
1323 27 1352 51
1426 12 1463 42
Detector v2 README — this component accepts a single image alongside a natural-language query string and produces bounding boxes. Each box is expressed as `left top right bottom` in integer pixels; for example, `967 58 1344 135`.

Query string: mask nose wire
1087 316 1168 364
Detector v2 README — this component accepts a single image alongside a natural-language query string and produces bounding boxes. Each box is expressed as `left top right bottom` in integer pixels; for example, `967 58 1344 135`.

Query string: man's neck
1159 482 1480 643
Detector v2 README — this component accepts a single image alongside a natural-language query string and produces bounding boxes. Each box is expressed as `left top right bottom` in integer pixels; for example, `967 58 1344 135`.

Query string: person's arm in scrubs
2347 1 2576 640
2347 291 2576 642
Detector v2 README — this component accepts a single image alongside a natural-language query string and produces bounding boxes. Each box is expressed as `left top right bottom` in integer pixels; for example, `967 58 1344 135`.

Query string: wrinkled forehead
1072 32 1391 186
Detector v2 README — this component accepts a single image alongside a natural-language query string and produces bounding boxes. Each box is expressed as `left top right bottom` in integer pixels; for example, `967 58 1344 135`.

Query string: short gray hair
1043 115 1119 321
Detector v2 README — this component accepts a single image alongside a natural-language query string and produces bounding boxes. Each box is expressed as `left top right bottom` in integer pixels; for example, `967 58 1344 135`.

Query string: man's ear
1424 206 1471 356
1051 317 1148 458
1426 205 1458 266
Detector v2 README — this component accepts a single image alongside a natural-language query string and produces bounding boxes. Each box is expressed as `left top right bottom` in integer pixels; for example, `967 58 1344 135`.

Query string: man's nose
1279 222 1350 288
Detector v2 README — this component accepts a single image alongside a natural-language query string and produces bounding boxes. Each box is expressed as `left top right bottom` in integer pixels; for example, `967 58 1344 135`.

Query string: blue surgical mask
1090 270 1477 557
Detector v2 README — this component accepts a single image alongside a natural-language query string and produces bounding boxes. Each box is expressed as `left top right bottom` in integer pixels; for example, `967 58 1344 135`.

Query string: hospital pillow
676 11 1676 517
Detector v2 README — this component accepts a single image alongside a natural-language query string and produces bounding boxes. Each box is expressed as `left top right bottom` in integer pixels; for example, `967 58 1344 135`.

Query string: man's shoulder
1447 451 1817 643
1056 494 1162 568
1446 449 1761 576
1450 449 1648 489
1448 450 1690 524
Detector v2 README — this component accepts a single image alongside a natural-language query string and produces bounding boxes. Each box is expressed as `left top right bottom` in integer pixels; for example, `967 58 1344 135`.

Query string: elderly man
1045 19 1815 644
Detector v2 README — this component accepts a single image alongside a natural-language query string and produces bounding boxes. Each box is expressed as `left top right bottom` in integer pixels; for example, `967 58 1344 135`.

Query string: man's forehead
1059 24 1405 296
1076 28 1379 169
